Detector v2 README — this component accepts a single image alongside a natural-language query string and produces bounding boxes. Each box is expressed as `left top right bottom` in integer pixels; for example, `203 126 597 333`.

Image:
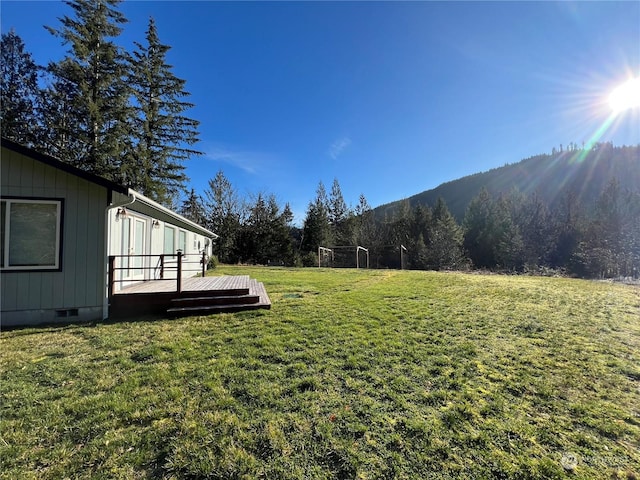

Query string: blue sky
2 1 639 224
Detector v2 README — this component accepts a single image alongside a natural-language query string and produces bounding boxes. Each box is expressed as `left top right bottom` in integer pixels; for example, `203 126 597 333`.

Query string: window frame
178 229 187 255
163 225 176 255
1 197 64 272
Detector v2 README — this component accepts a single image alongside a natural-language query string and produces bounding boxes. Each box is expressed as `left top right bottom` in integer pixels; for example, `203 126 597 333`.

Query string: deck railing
108 251 208 298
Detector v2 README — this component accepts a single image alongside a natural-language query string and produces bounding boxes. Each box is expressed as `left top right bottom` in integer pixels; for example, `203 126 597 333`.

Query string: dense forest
194 162 640 280
2 0 639 279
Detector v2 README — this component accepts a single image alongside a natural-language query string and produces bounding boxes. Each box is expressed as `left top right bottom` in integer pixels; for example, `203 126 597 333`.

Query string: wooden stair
110 275 271 319
166 278 271 317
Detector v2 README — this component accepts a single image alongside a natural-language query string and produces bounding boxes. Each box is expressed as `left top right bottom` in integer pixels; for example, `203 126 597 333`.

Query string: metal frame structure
356 246 369 269
318 246 334 267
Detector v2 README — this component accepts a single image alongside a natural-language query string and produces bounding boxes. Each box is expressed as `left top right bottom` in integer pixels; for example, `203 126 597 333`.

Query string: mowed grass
1 267 639 479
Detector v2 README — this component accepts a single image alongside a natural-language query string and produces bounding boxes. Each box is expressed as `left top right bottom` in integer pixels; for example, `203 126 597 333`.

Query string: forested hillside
375 143 640 221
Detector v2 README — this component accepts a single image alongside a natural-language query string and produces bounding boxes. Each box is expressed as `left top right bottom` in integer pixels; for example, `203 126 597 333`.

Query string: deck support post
177 251 183 293
108 255 116 299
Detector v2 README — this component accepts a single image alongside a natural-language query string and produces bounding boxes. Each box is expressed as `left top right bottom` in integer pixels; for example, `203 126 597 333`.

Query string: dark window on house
0 198 63 270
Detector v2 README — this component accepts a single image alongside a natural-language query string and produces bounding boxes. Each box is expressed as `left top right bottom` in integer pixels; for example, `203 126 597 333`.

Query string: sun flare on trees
608 77 640 113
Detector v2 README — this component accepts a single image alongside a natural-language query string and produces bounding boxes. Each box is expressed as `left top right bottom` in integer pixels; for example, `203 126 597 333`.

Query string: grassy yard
1 267 639 479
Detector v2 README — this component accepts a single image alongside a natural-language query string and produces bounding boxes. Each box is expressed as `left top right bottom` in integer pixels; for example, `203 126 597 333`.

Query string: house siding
107 196 212 290
1 147 108 326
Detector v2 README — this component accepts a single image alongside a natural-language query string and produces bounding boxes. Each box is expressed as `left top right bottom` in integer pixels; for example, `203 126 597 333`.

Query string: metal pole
108 255 115 298
400 244 407 270
177 251 183 293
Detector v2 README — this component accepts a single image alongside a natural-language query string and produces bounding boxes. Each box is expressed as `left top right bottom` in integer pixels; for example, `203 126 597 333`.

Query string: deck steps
166 278 270 317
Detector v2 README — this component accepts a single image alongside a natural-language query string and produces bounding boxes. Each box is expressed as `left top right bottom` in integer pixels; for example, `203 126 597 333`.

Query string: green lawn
1 267 639 479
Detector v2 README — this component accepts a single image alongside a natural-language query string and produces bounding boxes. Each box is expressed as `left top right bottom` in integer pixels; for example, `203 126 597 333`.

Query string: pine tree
179 188 206 225
428 197 466 270
354 193 377 247
516 192 552 269
127 17 201 204
412 233 429 270
302 181 332 253
328 178 349 244
388 200 412 248
204 170 243 263
1 30 39 145
45 0 130 177
273 202 296 266
38 59 86 160
463 188 498 269
411 204 432 246
493 194 524 271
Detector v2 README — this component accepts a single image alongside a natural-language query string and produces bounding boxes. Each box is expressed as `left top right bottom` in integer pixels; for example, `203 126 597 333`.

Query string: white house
1 138 217 327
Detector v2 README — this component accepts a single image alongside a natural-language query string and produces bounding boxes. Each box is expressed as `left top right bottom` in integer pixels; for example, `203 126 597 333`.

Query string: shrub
207 254 219 270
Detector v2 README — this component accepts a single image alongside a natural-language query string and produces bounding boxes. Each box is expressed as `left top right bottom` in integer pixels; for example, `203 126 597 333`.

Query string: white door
122 217 146 281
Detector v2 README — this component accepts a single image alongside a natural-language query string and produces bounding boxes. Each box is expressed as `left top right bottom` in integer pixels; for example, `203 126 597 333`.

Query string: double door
121 216 146 281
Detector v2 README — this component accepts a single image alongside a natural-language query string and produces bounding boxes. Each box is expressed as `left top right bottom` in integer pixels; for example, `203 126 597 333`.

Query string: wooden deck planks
115 275 251 295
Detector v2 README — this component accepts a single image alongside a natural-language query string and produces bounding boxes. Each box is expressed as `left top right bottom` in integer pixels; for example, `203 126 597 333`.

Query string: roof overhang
125 189 218 239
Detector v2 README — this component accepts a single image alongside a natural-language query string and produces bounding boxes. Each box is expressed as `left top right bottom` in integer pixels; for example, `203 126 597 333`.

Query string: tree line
2 0 199 206
177 170 639 279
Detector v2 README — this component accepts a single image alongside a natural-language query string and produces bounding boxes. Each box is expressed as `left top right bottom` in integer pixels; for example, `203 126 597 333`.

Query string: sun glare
608 77 640 113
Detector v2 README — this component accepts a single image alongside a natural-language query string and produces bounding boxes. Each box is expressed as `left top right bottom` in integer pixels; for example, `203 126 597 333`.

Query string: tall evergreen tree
492 194 524 271
548 190 583 269
179 188 206 225
204 170 243 263
45 0 130 177
387 200 412 249
302 181 332 253
328 178 349 244
427 197 466 270
127 17 201 204
516 192 552 268
272 202 296 266
463 188 498 269
1 30 39 145
411 204 432 246
38 59 86 160
354 193 377 247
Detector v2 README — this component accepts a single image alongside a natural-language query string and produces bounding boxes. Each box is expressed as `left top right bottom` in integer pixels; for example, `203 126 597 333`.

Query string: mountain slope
374 143 640 221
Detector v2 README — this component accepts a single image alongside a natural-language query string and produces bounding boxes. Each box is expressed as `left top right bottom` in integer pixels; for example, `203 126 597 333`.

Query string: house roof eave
127 188 218 239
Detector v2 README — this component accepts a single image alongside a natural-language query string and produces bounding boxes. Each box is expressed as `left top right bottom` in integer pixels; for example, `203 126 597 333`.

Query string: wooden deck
116 275 252 295
109 275 271 318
